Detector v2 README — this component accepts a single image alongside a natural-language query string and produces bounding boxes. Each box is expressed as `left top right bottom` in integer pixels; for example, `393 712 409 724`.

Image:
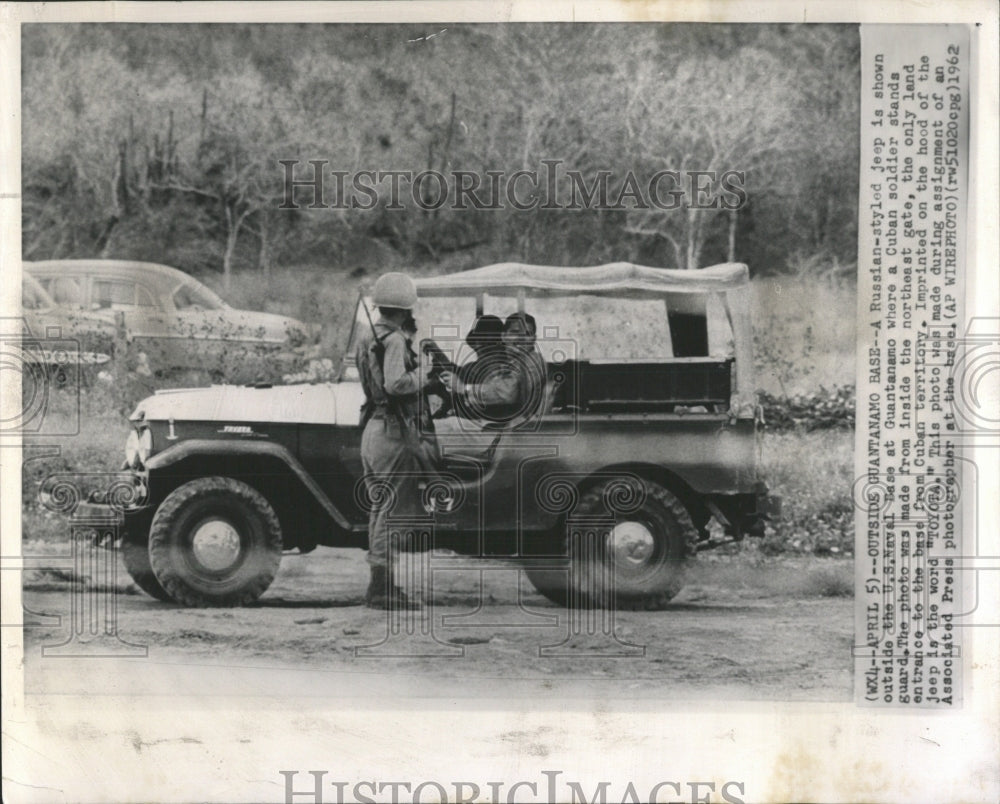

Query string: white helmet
372 272 418 309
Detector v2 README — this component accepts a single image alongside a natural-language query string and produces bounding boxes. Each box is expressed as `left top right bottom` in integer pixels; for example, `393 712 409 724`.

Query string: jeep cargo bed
550 358 732 412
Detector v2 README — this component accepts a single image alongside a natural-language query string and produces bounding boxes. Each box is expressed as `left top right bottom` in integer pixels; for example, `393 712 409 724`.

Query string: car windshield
22 276 52 311
172 281 226 311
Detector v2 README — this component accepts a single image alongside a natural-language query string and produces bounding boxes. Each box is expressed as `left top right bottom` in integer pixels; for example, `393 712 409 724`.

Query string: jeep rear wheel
148 477 282 607
526 479 697 610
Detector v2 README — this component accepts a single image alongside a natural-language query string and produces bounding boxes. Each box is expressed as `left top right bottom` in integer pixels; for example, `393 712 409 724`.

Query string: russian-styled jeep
99 262 779 608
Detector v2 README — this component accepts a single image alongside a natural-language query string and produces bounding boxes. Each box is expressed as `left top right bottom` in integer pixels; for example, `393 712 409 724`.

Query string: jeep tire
526 479 697 610
148 477 282 606
122 533 172 602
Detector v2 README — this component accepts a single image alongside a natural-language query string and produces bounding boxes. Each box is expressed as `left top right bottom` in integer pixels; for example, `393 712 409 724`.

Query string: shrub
759 430 854 556
806 564 854 597
759 384 856 432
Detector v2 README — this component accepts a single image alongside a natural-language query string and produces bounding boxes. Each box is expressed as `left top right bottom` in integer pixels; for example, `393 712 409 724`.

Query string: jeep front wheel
148 477 282 606
122 534 172 602
526 480 697 610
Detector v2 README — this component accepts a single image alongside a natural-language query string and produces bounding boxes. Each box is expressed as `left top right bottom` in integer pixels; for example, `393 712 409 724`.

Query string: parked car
25 259 315 379
80 261 779 608
19 272 113 366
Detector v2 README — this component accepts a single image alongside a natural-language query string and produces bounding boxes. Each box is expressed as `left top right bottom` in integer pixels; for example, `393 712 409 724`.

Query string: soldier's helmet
372 272 418 310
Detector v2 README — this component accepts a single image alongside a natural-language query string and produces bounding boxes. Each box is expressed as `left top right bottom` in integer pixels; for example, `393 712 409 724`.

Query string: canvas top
413 262 750 299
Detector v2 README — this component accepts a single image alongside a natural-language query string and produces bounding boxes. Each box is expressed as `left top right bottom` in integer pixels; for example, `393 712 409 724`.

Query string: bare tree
622 47 802 268
147 71 301 289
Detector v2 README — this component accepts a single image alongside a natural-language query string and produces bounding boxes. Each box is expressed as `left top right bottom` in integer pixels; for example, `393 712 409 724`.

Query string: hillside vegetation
23 24 859 286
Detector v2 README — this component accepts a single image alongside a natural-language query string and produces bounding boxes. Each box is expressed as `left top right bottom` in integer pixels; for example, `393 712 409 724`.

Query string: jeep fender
144 439 353 530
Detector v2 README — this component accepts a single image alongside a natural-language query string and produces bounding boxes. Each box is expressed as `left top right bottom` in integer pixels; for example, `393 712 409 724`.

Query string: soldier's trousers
360 417 427 569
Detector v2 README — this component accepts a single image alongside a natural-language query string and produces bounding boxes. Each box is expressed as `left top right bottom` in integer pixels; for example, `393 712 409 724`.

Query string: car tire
148 477 282 607
121 532 172 602
525 479 697 610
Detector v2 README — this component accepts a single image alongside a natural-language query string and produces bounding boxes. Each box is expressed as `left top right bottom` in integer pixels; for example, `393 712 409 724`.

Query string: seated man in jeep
428 314 505 420
458 315 505 382
442 312 547 426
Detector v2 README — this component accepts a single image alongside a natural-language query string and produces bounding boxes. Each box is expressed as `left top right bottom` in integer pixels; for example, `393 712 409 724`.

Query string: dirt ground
19 546 853 702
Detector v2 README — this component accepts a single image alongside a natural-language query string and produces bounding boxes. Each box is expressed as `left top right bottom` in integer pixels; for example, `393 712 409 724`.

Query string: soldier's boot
365 565 389 607
365 565 420 610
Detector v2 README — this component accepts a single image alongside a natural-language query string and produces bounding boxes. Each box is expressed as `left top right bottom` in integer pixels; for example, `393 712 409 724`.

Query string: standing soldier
356 272 436 610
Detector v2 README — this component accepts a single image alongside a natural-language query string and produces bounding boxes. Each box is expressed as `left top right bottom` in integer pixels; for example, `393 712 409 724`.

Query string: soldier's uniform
355 273 437 608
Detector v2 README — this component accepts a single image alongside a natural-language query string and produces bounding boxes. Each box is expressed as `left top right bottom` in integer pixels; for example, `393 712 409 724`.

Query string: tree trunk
258 213 271 280
200 88 208 151
96 215 119 258
223 207 236 293
166 109 176 177
111 311 128 388
116 138 130 215
441 91 457 172
685 208 697 270
727 208 738 262
222 238 235 293
223 205 253 293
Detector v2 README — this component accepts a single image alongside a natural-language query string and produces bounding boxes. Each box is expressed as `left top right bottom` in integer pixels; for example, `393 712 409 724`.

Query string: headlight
124 430 139 466
137 428 152 464
124 428 153 469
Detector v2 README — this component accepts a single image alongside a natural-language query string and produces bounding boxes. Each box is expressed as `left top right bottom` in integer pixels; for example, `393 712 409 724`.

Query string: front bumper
74 472 149 518
72 493 153 548
95 470 147 499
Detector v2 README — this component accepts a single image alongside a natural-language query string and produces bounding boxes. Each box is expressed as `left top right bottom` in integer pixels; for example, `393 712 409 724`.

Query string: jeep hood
131 382 364 426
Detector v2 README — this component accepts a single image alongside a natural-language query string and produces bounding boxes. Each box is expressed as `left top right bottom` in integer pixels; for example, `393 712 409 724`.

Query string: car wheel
525 479 697 610
148 477 282 607
121 532 172 602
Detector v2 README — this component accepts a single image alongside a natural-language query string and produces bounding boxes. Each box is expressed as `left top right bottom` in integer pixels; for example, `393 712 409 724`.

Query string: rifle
422 337 458 386
421 338 457 373
358 295 388 431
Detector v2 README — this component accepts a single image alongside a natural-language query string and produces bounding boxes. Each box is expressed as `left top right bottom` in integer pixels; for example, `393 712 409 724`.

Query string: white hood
132 381 365 426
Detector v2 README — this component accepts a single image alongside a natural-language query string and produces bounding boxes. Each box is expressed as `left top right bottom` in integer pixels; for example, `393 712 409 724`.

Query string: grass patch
684 554 853 599
759 429 854 555
21 386 129 543
805 564 854 597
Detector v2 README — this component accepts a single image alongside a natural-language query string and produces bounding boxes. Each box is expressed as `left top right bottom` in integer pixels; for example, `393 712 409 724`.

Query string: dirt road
21 548 853 701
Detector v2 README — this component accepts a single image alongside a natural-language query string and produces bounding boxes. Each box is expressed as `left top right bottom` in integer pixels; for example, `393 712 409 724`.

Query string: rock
447 635 492 645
